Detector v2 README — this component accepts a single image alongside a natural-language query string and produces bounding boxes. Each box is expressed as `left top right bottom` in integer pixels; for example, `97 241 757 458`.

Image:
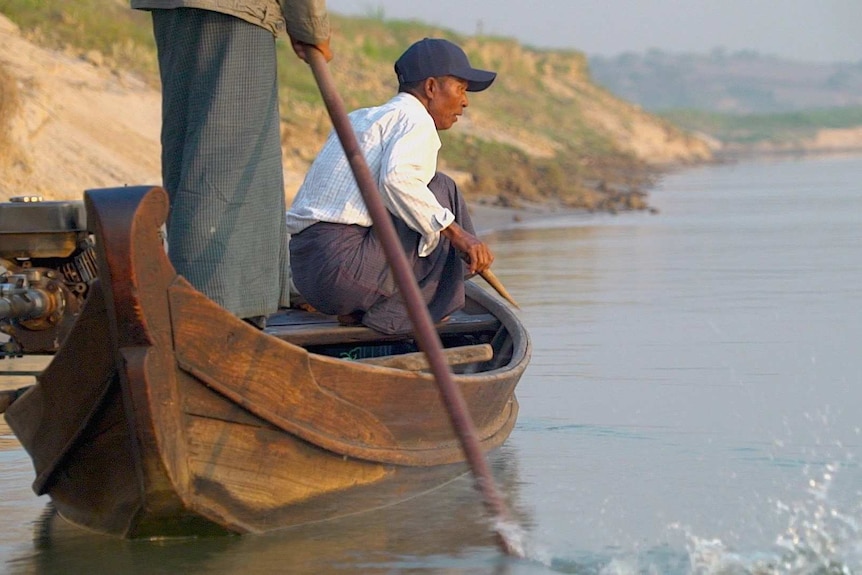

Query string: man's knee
428 172 459 208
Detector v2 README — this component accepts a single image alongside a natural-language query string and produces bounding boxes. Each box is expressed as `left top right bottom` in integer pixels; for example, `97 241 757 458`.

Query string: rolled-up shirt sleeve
280 0 330 44
378 116 455 257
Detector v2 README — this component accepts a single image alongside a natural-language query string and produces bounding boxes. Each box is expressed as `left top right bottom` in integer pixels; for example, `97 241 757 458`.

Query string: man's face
426 76 469 130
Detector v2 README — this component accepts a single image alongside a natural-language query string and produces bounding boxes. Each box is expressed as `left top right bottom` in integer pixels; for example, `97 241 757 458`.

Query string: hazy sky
326 0 861 63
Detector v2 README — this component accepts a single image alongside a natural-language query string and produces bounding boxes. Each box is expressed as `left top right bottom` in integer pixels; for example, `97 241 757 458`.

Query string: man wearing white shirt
286 38 497 334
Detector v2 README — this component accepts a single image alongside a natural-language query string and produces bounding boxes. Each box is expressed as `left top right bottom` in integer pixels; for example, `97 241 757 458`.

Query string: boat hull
5 186 529 537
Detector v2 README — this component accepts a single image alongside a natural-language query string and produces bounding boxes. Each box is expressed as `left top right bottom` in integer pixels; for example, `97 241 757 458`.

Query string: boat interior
266 294 512 374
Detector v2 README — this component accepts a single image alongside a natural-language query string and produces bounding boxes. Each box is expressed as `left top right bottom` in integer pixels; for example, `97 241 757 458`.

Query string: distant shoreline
468 146 862 236
470 201 617 237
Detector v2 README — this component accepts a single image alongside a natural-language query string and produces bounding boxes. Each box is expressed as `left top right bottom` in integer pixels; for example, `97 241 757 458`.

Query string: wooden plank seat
265 308 502 347
356 344 493 371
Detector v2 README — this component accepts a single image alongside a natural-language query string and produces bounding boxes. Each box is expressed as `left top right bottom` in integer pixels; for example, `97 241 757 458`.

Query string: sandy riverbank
0 12 644 244
0 14 663 221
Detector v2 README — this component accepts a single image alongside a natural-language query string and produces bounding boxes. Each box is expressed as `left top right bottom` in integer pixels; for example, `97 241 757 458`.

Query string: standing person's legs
153 8 289 320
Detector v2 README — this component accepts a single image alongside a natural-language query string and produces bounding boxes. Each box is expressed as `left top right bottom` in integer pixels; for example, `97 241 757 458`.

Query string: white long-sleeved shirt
285 92 455 257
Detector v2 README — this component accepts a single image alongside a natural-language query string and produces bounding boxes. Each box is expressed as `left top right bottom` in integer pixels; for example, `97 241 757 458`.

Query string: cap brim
454 68 497 92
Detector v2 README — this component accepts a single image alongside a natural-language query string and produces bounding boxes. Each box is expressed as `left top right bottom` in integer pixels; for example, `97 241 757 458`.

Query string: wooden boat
2 185 530 538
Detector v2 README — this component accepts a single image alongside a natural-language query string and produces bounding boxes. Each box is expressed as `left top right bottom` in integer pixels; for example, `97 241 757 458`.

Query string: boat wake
518 463 862 574
676 463 861 575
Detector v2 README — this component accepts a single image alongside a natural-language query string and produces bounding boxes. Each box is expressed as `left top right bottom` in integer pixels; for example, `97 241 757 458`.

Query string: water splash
675 463 862 575
771 463 861 574
494 517 529 559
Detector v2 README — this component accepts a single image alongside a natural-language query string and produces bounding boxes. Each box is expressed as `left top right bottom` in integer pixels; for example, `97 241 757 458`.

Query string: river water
2 154 861 574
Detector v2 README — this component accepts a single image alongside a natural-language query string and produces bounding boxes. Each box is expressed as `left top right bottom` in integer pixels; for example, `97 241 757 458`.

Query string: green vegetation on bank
0 0 158 76
0 1 680 210
660 107 862 144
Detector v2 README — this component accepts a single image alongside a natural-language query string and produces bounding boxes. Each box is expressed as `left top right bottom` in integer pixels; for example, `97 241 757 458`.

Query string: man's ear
422 77 438 99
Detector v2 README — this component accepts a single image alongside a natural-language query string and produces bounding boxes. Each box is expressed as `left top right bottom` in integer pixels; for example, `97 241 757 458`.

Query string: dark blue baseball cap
395 38 497 92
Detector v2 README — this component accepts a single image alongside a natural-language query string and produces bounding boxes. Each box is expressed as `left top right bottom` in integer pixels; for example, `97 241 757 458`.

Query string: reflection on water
1 355 46 452
2 156 862 574
3 447 532 575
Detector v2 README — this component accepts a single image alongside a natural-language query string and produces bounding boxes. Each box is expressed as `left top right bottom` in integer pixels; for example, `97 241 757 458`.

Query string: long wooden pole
305 49 523 557
479 269 520 309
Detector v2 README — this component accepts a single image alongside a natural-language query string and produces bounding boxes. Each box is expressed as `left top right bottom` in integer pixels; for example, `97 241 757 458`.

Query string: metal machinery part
0 196 96 355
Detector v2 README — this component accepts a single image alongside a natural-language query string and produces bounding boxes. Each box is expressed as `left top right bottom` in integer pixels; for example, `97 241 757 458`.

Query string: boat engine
0 196 96 355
